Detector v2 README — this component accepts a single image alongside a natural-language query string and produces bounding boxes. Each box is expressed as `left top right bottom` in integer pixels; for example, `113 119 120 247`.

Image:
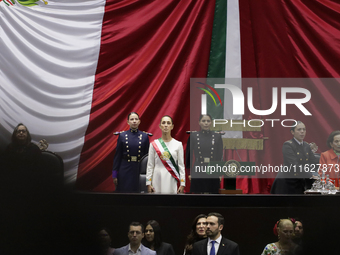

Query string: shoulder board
284 140 293 144
143 131 153 136
214 131 225 135
186 131 197 134
113 131 124 135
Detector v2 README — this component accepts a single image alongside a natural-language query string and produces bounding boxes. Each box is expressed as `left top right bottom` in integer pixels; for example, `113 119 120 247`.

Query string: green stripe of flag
3 0 11 6
206 0 226 119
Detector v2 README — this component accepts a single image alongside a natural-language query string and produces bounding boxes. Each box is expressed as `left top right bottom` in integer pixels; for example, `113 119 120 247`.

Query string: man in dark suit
192 213 240 255
114 222 156 255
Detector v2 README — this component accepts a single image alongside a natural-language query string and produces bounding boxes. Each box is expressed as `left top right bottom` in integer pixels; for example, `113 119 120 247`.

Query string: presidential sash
152 138 180 184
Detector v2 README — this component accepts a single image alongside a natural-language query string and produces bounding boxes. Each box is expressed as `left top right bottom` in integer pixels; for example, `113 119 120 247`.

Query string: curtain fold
239 0 340 193
0 0 106 183
1 0 339 193
76 0 216 191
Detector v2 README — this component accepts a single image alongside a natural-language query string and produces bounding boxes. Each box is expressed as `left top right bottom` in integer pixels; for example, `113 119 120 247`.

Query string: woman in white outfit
146 115 185 194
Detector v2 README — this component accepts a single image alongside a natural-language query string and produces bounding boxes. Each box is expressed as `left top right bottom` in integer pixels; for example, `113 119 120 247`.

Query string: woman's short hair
290 121 304 132
127 112 139 120
199 114 213 121
273 218 294 236
326 131 340 148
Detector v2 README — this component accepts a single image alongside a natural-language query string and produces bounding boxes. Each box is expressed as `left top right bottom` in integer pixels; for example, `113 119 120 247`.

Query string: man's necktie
210 240 216 255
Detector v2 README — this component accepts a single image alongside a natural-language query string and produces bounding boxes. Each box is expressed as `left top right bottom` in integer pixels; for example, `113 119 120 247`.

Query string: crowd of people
98 213 240 255
0 120 317 255
113 113 339 195
1 115 339 195
92 214 306 255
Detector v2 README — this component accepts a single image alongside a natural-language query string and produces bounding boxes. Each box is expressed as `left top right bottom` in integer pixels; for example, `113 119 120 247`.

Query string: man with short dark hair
192 213 240 255
114 222 156 255
294 220 303 239
293 219 304 248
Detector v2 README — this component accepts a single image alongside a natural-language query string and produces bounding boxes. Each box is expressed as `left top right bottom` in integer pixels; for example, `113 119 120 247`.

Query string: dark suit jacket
156 242 176 255
192 237 240 255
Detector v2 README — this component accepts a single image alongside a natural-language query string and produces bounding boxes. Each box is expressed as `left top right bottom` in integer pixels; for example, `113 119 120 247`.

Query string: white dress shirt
128 244 142 255
207 235 222 255
293 137 303 145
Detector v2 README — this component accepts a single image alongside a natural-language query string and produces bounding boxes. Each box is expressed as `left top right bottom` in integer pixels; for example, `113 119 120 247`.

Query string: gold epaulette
113 131 124 135
143 131 153 136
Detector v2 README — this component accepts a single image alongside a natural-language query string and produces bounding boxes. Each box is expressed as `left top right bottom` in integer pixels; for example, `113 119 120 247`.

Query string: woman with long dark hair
183 214 207 255
3 123 41 171
142 220 175 255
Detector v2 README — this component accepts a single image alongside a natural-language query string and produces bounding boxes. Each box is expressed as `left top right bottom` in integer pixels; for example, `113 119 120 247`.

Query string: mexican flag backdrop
1 0 339 193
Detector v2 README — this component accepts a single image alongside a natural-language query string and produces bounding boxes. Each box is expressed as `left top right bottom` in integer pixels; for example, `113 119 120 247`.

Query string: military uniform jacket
112 129 149 193
186 130 223 193
282 138 319 178
271 138 319 194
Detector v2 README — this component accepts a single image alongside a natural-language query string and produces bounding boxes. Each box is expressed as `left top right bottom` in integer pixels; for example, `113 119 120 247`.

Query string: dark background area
3 190 336 255
75 193 339 255
0 174 339 255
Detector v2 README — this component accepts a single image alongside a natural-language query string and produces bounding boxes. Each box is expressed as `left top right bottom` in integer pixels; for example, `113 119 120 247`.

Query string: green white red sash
152 138 180 184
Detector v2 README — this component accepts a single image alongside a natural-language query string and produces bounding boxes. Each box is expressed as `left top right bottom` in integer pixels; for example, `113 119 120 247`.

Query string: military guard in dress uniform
271 121 319 194
186 114 223 194
112 112 151 193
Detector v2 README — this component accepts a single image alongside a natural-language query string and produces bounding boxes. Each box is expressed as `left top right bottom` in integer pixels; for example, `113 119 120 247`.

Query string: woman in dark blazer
142 220 175 255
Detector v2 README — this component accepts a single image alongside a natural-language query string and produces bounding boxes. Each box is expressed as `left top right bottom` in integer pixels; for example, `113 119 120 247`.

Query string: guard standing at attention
186 114 223 194
112 112 150 193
